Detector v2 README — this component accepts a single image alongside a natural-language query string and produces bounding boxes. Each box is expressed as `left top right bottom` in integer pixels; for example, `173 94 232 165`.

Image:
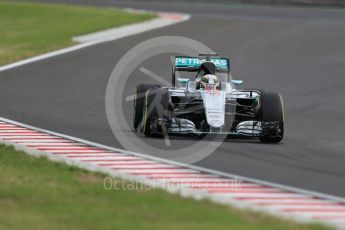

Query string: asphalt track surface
1 0 345 197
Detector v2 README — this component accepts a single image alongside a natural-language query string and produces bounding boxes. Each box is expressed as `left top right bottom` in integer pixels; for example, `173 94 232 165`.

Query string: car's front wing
148 117 281 138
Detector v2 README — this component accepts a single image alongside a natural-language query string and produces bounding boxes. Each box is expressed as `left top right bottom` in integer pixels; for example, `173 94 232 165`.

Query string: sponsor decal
205 90 221 95
207 110 224 119
175 57 228 69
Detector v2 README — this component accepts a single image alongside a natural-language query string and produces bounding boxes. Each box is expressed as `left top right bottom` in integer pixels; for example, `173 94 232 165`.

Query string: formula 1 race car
133 54 284 143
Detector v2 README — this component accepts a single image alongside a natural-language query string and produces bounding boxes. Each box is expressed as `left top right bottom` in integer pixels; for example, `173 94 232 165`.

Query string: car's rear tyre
133 84 160 130
143 88 170 137
259 92 284 143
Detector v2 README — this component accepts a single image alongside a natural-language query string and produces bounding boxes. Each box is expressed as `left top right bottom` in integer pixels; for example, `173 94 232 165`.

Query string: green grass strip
0 1 155 65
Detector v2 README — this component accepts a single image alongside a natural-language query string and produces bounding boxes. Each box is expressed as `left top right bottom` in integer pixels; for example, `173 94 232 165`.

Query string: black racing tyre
259 92 284 143
133 84 160 130
142 88 170 137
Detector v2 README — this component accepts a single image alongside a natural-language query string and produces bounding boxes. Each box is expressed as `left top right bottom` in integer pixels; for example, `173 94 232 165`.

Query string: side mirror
231 80 243 85
177 78 189 84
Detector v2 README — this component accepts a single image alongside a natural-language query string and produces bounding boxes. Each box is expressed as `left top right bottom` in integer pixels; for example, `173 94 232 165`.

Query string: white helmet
200 74 219 89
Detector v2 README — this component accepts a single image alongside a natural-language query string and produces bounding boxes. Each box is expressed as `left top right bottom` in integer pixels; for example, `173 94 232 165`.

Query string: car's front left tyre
133 84 160 130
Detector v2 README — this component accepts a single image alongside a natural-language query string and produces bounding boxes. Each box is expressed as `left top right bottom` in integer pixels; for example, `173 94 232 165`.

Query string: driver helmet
200 74 219 89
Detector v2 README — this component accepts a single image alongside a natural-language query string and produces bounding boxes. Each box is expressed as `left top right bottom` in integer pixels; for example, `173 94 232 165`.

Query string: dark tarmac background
1 0 345 196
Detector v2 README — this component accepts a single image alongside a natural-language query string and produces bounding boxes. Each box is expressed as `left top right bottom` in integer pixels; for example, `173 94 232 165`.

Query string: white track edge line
1 116 345 205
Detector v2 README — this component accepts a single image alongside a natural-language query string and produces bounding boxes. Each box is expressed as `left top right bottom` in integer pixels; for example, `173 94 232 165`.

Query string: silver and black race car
133 54 284 143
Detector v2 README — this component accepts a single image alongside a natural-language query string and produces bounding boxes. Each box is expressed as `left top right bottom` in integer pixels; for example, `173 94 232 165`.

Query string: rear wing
172 55 231 86
174 56 230 72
